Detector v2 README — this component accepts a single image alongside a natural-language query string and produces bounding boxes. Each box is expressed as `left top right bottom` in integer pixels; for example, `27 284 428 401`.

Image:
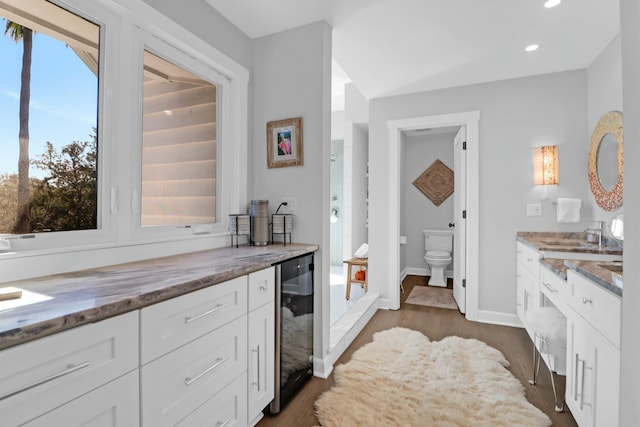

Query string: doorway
329 139 366 325
400 127 457 293
386 111 480 320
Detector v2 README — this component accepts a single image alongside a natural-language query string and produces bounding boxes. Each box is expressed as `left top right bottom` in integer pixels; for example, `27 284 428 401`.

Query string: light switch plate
526 203 542 217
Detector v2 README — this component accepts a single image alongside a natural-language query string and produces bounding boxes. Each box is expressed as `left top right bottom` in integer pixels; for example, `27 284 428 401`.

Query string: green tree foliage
29 133 97 232
0 173 19 233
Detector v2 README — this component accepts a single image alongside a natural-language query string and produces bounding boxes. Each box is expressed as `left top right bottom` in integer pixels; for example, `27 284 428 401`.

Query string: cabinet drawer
540 267 566 311
24 370 139 427
140 276 247 364
567 270 621 348
0 311 139 426
517 242 540 275
141 315 248 427
176 372 248 427
248 267 275 311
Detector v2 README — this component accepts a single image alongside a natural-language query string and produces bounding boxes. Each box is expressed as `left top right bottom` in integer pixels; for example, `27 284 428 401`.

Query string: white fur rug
315 327 551 427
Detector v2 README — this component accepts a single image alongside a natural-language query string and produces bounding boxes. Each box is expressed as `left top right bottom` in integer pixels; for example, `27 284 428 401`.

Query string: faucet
585 221 605 247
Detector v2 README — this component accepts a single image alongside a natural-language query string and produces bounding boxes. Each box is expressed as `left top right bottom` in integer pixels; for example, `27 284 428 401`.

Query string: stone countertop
516 231 622 256
539 257 622 297
564 259 623 297
540 258 569 280
0 243 318 351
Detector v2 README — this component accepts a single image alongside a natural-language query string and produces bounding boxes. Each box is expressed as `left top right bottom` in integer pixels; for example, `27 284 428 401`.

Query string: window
0 0 100 236
141 50 218 227
0 0 248 281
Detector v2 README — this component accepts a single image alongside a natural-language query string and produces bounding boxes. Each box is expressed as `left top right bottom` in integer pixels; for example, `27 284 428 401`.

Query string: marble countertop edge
0 243 318 351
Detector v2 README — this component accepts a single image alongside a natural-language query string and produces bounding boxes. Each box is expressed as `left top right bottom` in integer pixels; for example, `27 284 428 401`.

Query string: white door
453 126 466 313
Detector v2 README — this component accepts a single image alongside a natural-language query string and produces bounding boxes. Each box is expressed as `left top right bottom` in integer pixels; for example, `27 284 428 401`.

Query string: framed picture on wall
267 117 303 168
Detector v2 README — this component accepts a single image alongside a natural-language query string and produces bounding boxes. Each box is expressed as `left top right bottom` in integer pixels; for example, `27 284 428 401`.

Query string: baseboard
315 294 379 378
477 310 523 328
404 267 428 277
402 267 453 278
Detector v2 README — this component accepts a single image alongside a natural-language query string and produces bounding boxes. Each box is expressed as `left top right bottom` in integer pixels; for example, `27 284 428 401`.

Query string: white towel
556 198 582 223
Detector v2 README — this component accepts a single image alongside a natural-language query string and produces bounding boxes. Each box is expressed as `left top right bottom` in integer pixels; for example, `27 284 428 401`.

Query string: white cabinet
177 372 248 427
248 301 275 425
565 269 621 427
0 311 139 426
140 276 249 427
141 316 248 426
516 241 541 337
1 265 280 427
24 370 139 427
140 276 248 365
247 267 275 426
540 265 567 312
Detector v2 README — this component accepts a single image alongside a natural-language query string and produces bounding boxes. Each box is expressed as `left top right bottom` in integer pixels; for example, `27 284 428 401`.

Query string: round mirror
597 133 619 191
588 111 623 211
611 214 624 241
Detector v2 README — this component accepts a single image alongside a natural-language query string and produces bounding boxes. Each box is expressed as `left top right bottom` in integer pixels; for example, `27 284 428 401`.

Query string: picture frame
267 117 303 168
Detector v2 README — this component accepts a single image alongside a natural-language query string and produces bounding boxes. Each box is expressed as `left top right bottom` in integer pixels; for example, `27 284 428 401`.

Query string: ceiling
205 0 620 107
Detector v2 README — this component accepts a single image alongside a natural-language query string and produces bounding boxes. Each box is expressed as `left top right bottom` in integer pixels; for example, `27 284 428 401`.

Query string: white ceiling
205 0 620 104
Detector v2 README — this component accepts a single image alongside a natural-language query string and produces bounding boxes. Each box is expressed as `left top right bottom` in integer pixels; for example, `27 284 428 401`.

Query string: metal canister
250 200 269 246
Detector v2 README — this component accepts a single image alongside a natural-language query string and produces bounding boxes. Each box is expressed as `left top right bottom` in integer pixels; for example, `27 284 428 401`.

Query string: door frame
387 111 480 321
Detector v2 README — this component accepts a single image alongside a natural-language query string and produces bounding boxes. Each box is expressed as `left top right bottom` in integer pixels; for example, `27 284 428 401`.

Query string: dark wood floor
258 276 578 427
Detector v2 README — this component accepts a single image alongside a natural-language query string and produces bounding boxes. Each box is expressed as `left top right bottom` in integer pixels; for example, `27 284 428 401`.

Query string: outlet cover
280 198 297 215
526 203 542 217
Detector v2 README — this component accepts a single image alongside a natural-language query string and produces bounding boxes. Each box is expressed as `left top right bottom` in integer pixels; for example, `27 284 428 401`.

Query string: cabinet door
140 276 247 365
516 276 525 322
566 311 591 427
177 372 247 427
141 315 248 427
248 301 275 424
24 370 139 427
0 311 139 427
248 267 275 312
591 328 620 427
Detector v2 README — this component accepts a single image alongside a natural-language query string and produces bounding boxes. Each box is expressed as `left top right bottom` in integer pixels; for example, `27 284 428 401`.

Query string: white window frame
0 0 248 282
0 0 119 253
130 32 229 241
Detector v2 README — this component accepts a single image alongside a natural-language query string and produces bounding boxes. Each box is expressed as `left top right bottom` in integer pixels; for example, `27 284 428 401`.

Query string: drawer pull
259 283 268 292
253 345 261 390
579 357 587 410
217 419 232 427
542 282 558 293
185 303 230 324
185 356 230 386
582 297 593 305
0 361 90 401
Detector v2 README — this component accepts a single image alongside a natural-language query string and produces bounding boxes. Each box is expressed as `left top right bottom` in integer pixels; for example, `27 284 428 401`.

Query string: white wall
343 84 369 258
369 70 588 316
331 110 345 140
585 34 623 232
402 132 455 273
142 0 252 70
251 21 332 370
619 0 640 423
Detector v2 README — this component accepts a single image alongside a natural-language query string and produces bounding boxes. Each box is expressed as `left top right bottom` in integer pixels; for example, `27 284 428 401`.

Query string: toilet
423 229 453 287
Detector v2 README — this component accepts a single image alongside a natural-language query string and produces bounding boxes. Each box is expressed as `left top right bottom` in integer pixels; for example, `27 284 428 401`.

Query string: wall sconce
533 145 559 185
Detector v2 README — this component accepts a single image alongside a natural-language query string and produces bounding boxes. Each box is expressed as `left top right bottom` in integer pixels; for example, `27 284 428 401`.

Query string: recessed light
544 0 561 8
525 44 539 52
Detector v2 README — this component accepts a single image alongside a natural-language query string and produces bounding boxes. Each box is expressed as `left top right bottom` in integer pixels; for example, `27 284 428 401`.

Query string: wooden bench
343 257 368 300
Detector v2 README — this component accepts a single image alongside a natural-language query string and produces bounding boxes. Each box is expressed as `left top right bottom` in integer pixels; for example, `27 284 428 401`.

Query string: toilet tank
423 229 453 252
